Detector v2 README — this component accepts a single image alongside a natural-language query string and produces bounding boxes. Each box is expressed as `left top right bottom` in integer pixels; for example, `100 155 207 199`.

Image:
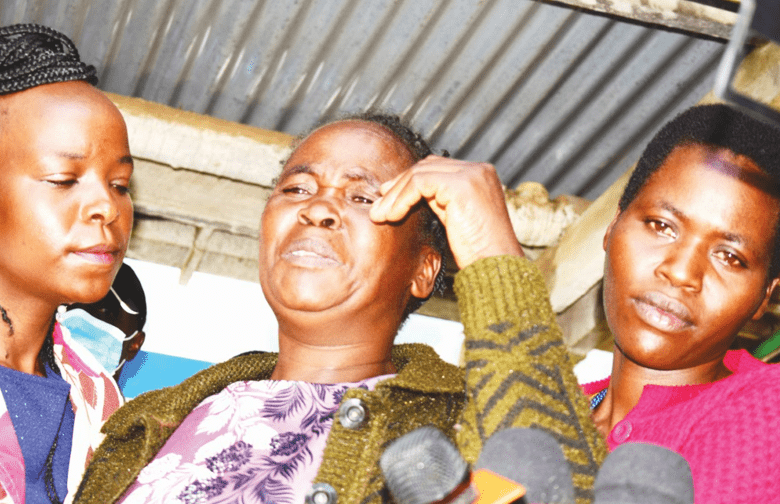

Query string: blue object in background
116 350 214 399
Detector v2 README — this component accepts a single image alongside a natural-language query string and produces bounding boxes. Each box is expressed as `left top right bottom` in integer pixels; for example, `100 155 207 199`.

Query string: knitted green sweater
74 255 606 504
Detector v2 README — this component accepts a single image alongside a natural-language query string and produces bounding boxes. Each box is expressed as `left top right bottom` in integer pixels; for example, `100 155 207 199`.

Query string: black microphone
381 426 576 504
476 428 575 504
594 443 694 504
380 426 482 504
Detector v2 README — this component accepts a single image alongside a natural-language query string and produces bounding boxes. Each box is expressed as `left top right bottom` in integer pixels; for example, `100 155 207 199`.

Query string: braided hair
0 25 98 503
0 22 98 373
0 23 97 95
0 21 98 362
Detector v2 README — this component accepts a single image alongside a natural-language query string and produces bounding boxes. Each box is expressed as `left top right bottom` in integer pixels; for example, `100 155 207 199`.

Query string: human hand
370 155 523 269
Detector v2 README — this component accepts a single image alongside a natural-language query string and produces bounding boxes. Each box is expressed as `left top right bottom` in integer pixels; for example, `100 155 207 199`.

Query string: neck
0 296 57 376
270 321 397 383
592 346 731 438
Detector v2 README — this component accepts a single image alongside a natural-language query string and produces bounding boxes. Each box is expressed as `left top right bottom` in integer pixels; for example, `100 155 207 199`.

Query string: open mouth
282 239 341 267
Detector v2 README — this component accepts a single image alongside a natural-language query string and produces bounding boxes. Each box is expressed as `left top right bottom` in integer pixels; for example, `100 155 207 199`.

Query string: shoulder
675 351 780 434
673 353 780 493
388 343 465 393
721 349 780 391
131 351 279 405
102 352 280 437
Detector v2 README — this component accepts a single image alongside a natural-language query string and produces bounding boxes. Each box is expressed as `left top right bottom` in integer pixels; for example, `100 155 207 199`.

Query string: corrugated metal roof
2 0 725 200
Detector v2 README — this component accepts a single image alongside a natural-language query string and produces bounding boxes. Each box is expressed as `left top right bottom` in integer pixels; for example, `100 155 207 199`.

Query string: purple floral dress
118 375 392 504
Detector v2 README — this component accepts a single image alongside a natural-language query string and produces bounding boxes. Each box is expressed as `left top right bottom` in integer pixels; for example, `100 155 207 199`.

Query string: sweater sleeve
454 255 607 504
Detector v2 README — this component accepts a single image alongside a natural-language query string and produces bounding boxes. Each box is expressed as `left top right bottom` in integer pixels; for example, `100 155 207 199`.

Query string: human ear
125 330 146 361
410 247 442 299
751 278 779 321
603 209 621 251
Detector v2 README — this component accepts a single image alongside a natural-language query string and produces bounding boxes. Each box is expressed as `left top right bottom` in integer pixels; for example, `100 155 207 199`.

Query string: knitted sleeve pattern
454 255 607 504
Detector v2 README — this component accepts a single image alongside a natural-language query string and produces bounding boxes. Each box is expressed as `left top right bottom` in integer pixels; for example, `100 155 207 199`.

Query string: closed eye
281 186 310 195
46 178 77 188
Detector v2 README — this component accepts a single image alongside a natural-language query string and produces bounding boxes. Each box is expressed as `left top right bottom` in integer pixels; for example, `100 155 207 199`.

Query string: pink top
582 350 780 504
118 374 393 504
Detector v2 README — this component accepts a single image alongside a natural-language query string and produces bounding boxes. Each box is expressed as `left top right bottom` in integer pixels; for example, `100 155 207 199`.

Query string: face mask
57 308 137 374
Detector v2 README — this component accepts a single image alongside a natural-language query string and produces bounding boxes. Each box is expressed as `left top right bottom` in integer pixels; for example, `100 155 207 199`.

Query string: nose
81 181 119 225
655 240 704 292
297 195 342 229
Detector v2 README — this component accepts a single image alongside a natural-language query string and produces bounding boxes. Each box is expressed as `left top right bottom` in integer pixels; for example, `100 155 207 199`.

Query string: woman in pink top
586 104 780 503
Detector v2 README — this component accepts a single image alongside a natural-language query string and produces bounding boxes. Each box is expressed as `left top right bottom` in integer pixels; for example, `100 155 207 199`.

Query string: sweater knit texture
74 256 606 504
582 349 780 504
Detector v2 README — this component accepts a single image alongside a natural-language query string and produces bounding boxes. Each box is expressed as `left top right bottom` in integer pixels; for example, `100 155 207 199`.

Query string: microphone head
475 427 576 504
380 426 470 504
594 443 694 504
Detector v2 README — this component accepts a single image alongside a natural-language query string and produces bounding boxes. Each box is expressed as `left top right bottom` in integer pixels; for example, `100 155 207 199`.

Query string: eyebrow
342 167 381 189
55 152 135 166
277 164 313 184
660 201 745 245
278 164 381 190
54 151 85 160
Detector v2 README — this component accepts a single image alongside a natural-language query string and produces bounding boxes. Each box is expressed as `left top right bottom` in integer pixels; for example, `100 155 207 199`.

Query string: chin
268 285 349 315
264 269 354 312
615 335 673 367
65 281 113 305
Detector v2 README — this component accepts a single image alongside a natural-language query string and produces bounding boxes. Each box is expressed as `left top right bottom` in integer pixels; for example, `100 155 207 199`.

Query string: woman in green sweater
75 114 605 504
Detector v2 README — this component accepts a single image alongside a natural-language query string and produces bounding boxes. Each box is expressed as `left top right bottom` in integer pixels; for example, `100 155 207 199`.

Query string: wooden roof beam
547 0 738 40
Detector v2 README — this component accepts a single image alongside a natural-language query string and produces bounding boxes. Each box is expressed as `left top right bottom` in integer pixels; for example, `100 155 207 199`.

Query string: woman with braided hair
0 24 130 503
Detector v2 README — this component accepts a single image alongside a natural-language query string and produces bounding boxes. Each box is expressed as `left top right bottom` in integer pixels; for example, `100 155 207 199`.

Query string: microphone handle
438 481 477 504
434 470 526 504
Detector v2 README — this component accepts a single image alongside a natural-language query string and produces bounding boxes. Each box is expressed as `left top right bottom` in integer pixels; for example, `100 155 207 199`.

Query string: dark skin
0 81 133 376
593 144 780 437
260 120 522 383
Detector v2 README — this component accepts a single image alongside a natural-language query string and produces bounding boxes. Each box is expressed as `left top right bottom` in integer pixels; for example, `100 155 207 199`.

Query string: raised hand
370 155 523 269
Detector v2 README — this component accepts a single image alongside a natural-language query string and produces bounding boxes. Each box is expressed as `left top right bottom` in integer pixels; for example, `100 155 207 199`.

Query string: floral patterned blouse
118 375 393 504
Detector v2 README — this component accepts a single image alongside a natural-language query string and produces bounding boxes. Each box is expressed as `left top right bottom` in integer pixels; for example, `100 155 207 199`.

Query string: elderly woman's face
259 120 425 325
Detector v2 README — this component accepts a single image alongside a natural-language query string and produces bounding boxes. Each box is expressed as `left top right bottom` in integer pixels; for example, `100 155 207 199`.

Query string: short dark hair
290 112 449 317
0 23 98 95
619 104 780 277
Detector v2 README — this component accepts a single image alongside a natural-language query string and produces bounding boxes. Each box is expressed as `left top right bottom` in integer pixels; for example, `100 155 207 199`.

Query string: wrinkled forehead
305 119 408 148
281 120 415 177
